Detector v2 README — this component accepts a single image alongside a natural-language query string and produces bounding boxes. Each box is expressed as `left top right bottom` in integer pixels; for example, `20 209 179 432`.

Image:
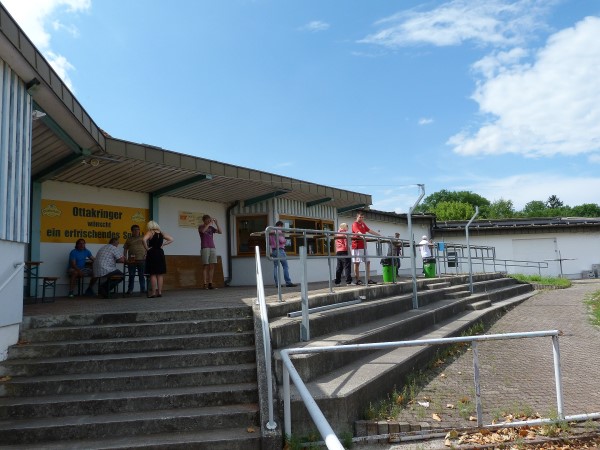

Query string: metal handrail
281 330 565 449
262 226 409 302
0 262 25 295
254 247 277 430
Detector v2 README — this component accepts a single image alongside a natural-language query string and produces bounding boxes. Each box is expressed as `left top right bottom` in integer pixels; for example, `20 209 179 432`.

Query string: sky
4 0 600 213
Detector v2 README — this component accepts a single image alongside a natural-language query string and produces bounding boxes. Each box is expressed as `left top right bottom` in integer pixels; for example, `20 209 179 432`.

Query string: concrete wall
0 241 27 361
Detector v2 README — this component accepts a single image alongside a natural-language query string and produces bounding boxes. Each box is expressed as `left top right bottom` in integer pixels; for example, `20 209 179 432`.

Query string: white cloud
359 0 551 48
418 117 434 125
461 173 600 209
300 21 330 32
2 0 90 89
449 16 600 158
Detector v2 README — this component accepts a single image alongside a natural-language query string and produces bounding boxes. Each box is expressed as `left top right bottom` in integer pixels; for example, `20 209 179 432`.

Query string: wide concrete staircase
269 273 535 436
0 306 262 449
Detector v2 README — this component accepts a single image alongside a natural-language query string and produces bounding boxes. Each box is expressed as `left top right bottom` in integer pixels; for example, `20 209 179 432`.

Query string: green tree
418 190 490 213
486 198 515 218
546 195 564 209
521 200 547 217
570 203 600 217
434 201 475 220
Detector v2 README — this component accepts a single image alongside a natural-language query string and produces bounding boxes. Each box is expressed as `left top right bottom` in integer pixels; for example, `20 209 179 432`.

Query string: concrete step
265 274 502 320
19 318 254 342
287 291 536 435
0 346 256 377
7 331 255 359
0 427 262 450
0 403 260 445
270 290 449 349
446 290 472 299
426 282 451 290
21 306 254 330
0 383 258 420
0 363 257 397
274 297 470 384
466 300 492 310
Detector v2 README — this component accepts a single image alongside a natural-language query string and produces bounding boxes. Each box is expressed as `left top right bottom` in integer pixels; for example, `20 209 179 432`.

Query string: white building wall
0 241 26 360
438 231 600 278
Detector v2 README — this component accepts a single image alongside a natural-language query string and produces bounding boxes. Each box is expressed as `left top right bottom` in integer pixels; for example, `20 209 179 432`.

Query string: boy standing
334 223 352 285
198 215 222 289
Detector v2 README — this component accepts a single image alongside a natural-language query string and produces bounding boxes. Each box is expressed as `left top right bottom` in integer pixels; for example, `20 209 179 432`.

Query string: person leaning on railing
269 221 297 288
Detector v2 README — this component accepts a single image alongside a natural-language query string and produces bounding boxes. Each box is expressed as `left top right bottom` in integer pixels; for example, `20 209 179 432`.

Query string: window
280 216 334 255
236 215 268 255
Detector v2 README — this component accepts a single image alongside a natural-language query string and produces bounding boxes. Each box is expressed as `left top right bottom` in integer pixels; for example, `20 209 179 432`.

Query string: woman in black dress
143 220 174 298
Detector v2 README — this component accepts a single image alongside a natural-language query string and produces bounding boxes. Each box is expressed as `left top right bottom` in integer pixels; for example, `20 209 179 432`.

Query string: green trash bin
382 265 394 282
423 258 436 278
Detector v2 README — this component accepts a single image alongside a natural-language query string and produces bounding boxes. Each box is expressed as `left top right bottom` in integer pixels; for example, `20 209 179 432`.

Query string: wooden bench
41 277 59 303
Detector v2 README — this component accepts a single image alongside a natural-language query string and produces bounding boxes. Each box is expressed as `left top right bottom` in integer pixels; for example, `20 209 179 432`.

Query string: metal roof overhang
1 5 372 211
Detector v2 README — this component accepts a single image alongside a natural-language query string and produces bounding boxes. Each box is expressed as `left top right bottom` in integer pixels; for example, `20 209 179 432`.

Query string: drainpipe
407 184 425 310
466 206 479 293
225 201 239 286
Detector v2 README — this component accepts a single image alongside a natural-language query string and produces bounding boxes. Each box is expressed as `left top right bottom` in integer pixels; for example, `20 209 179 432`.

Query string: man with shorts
67 238 96 297
352 212 382 285
198 215 222 289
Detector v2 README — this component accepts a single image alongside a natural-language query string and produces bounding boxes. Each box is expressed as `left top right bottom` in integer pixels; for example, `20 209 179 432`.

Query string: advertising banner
40 199 149 244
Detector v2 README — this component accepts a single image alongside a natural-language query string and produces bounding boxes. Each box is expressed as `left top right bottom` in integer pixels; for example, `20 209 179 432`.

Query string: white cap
422 235 428 240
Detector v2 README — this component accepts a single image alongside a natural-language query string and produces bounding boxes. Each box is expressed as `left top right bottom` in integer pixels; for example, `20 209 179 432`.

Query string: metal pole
255 247 277 431
281 351 345 450
283 365 291 437
300 246 310 341
552 335 565 419
408 184 425 309
466 206 479 293
472 341 483 427
326 233 334 293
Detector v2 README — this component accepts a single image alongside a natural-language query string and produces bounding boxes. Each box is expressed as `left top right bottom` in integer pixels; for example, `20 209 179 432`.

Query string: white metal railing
254 247 277 431
280 330 570 449
0 262 25 296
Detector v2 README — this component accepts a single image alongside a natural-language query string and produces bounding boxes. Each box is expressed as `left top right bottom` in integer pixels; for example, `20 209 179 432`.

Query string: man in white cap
418 235 433 259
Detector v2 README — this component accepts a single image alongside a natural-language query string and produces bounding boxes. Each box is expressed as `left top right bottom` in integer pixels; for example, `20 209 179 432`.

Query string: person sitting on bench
93 237 125 298
67 238 96 298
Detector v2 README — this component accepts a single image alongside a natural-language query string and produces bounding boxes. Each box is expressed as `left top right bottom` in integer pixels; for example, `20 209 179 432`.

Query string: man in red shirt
351 212 381 285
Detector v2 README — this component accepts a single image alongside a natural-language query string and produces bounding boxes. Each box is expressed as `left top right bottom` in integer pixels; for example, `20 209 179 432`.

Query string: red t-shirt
352 221 370 249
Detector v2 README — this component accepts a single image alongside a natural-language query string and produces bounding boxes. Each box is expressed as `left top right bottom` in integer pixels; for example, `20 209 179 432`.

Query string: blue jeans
271 249 292 285
127 262 146 292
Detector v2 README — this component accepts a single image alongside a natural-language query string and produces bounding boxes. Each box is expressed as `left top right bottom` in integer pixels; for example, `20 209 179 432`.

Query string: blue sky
5 0 600 213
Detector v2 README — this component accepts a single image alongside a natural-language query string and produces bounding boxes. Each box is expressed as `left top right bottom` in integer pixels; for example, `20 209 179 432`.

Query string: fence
280 330 569 449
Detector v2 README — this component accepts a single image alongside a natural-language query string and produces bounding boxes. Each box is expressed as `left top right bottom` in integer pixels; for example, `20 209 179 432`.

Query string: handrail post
283 364 291 437
552 334 565 420
472 341 483 427
300 246 310 341
466 206 479 293
407 184 425 309
326 232 334 293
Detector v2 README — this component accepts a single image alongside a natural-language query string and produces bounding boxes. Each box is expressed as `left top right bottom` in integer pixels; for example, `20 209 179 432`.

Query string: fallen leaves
0 375 11 382
246 426 255 433
432 413 442 422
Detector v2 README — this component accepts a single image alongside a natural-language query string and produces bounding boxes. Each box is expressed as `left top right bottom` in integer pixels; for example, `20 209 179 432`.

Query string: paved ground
359 279 600 449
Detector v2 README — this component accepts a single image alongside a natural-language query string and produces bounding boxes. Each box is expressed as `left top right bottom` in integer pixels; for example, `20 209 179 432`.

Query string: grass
509 273 572 288
585 289 600 326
